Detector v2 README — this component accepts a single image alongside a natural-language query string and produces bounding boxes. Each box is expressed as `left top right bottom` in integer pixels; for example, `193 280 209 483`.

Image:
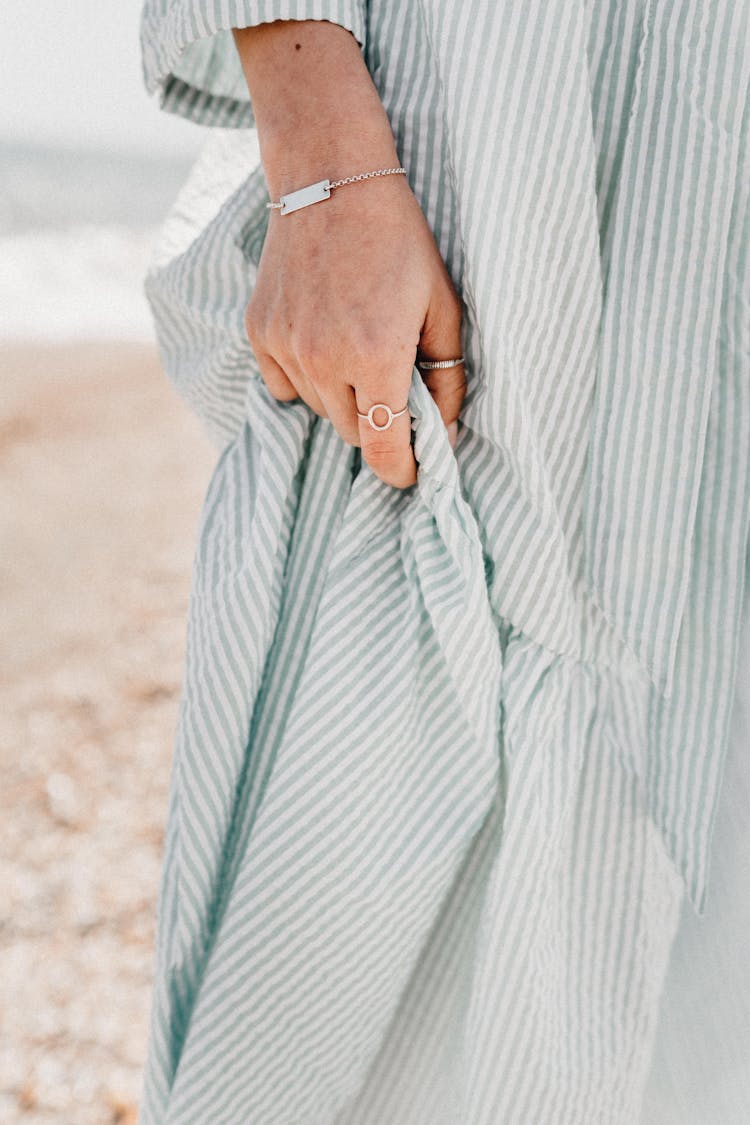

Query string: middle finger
354 381 417 489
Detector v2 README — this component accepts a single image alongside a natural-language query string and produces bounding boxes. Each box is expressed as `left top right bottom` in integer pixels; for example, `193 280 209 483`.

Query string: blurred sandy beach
0 9 237 1115
0 342 214 1121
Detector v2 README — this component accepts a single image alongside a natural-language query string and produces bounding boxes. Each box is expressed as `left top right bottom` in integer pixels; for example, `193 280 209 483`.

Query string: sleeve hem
141 1 368 129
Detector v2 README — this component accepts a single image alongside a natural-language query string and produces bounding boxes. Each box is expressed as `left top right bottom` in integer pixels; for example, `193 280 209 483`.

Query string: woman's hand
233 20 465 489
247 172 464 489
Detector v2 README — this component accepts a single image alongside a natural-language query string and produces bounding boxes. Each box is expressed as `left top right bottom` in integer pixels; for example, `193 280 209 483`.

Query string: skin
232 19 465 489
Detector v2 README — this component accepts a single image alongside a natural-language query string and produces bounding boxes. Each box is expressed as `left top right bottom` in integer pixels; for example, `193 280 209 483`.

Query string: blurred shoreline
0 141 195 344
0 341 214 1121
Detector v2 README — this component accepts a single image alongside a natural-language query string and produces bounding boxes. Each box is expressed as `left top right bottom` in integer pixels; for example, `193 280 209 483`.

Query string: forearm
232 21 400 197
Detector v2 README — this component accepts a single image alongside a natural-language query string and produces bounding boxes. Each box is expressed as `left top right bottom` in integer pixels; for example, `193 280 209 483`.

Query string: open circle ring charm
356 403 410 431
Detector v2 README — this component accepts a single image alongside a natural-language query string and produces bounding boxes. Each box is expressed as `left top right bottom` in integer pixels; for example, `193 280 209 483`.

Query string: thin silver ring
356 403 410 431
416 355 465 371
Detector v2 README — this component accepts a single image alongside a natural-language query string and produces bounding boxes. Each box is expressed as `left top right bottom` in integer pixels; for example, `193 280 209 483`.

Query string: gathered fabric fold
142 360 515 1120
141 345 688 1118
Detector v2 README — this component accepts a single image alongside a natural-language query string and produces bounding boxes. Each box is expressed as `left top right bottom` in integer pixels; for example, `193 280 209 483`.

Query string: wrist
232 20 399 197
260 120 401 201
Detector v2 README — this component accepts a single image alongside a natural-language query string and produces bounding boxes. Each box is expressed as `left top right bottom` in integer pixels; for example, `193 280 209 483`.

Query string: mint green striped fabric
139 1 750 1120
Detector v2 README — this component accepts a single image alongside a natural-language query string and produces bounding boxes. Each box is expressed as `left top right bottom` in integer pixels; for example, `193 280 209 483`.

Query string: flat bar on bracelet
278 179 331 215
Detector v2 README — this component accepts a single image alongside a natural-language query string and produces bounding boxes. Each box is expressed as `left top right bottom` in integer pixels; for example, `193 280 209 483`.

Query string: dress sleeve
140 0 368 128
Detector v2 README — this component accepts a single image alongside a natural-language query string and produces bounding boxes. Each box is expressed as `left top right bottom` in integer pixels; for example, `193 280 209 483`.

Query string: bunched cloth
137 1 750 1120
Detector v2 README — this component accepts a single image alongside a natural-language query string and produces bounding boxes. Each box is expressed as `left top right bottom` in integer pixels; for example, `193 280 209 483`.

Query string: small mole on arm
295 43 301 50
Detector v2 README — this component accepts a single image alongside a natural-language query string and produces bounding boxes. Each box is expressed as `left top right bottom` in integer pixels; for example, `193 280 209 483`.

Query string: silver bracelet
266 167 407 215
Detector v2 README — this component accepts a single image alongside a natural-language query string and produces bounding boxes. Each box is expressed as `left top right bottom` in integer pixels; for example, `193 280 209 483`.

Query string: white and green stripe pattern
139 0 750 1119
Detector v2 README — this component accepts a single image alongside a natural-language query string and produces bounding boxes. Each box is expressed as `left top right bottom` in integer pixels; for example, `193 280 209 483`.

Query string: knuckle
444 292 463 331
244 304 263 349
262 319 288 358
435 278 462 321
362 438 400 470
350 327 397 370
300 346 328 375
294 330 328 372
256 356 295 401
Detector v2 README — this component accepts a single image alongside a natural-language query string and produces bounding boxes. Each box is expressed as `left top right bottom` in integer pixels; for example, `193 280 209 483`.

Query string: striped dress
138 1 750 1121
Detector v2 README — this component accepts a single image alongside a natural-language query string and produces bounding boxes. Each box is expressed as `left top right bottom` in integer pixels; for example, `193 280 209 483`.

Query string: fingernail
447 420 458 448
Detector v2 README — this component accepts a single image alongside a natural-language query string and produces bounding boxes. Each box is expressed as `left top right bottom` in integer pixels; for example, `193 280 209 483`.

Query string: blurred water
0 142 195 342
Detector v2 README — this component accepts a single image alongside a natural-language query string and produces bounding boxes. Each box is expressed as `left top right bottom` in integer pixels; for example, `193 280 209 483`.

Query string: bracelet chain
267 166 406 209
328 167 406 189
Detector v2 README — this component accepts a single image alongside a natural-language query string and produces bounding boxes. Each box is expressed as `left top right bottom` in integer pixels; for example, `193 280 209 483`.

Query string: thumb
417 282 466 441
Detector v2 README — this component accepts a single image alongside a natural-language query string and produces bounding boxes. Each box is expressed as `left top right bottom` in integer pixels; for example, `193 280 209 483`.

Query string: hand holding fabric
233 19 465 488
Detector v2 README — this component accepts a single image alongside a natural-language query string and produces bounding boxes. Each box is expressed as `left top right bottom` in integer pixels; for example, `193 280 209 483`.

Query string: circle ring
356 403 410 432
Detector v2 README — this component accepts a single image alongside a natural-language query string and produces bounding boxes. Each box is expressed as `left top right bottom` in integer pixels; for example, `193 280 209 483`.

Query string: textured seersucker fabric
138 1 750 1121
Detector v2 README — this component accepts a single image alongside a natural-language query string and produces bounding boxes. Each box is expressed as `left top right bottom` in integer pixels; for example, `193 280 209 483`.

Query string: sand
0 343 216 1122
